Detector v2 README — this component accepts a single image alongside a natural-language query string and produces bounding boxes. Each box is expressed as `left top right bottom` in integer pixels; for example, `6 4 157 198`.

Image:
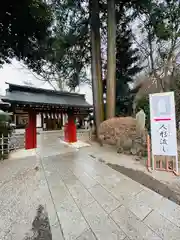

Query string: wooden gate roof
2 83 91 109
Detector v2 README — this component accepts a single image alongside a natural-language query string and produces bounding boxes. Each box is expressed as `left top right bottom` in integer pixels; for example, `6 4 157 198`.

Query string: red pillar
25 110 37 149
64 110 77 143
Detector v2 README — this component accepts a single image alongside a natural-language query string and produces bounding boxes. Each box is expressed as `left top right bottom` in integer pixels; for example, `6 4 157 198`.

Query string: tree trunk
106 0 116 119
89 0 104 137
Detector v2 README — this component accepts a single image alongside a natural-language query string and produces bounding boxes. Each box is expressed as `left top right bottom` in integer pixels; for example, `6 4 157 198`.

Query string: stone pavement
42 151 180 240
1 134 180 239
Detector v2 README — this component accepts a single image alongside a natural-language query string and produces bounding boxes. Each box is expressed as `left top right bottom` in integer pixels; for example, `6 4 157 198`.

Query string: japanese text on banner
159 123 169 153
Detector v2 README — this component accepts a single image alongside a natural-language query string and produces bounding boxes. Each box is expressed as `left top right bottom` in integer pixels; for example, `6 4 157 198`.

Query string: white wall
36 114 42 128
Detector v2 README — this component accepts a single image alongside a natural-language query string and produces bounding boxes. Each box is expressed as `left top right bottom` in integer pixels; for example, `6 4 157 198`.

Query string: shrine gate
2 83 91 149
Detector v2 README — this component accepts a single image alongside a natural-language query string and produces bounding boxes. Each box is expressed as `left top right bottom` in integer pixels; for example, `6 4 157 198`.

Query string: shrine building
2 83 92 149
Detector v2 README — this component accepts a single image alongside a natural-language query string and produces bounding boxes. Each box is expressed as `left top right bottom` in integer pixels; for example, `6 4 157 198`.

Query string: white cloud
0 59 93 104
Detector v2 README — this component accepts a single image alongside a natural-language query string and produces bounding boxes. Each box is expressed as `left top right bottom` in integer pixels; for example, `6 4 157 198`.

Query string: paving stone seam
77 160 145 206
108 192 169 240
147 208 180 230
66 165 123 215
56 156 158 222
52 156 180 240
39 155 66 240
63 167 129 239
107 204 123 217
65 158 147 220
68 159 166 239
112 205 165 240
87 183 124 215
54 158 123 216
141 209 154 222
56 170 99 240
109 208 155 240
44 159 97 216
86 159 164 202
42 152 180 239
74 228 94 240
76 172 97 189
67 160 124 204
141 207 180 238
141 210 165 240
129 188 180 229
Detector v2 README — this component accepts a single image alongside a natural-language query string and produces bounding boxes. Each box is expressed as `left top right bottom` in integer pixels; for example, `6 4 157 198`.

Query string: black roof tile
2 83 91 108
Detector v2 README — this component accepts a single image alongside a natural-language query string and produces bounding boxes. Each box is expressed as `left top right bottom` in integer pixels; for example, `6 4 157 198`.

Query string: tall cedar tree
106 0 116 119
115 18 142 116
48 0 149 91
103 14 142 116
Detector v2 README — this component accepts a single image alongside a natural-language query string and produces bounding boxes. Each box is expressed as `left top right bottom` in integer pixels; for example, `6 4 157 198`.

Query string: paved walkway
1 134 180 239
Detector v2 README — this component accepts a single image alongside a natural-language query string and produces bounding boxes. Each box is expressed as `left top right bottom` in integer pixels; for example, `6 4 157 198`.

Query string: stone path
1 134 180 239
41 151 180 240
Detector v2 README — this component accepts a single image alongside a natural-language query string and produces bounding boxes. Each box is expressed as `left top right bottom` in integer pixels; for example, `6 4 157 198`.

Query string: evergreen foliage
115 15 142 116
0 0 53 72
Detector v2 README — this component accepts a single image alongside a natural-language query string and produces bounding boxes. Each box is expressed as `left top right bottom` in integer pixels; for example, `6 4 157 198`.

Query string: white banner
149 92 178 157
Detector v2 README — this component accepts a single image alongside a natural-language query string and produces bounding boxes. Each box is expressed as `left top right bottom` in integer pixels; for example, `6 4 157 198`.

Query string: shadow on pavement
23 205 52 240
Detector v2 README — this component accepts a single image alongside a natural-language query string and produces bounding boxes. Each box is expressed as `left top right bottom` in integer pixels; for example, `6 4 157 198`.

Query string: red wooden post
68 115 77 143
25 110 37 149
64 109 77 143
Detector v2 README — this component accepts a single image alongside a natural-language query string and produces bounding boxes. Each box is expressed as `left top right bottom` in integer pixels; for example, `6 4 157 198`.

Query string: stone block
81 201 126 240
111 205 161 240
143 210 180 240
88 184 120 214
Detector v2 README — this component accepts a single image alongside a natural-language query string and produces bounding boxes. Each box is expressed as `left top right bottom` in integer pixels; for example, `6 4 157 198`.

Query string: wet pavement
1 133 180 239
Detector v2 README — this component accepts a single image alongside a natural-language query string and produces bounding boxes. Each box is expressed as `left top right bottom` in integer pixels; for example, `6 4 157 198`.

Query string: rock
117 137 132 152
117 147 123 154
99 117 147 156
131 147 138 155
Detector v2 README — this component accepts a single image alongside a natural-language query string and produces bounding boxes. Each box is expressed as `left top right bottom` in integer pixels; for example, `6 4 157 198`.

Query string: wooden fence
0 133 25 159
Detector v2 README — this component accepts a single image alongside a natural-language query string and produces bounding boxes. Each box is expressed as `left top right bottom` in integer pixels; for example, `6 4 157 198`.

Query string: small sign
149 92 178 157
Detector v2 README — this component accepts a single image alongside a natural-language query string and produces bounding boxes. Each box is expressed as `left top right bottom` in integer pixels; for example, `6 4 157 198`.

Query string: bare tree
132 0 180 92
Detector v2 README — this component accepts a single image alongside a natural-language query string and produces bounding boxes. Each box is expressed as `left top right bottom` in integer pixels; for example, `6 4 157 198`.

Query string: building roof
2 83 91 109
0 95 10 107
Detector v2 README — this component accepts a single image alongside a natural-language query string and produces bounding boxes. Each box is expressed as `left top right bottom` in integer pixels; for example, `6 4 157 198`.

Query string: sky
0 59 93 104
